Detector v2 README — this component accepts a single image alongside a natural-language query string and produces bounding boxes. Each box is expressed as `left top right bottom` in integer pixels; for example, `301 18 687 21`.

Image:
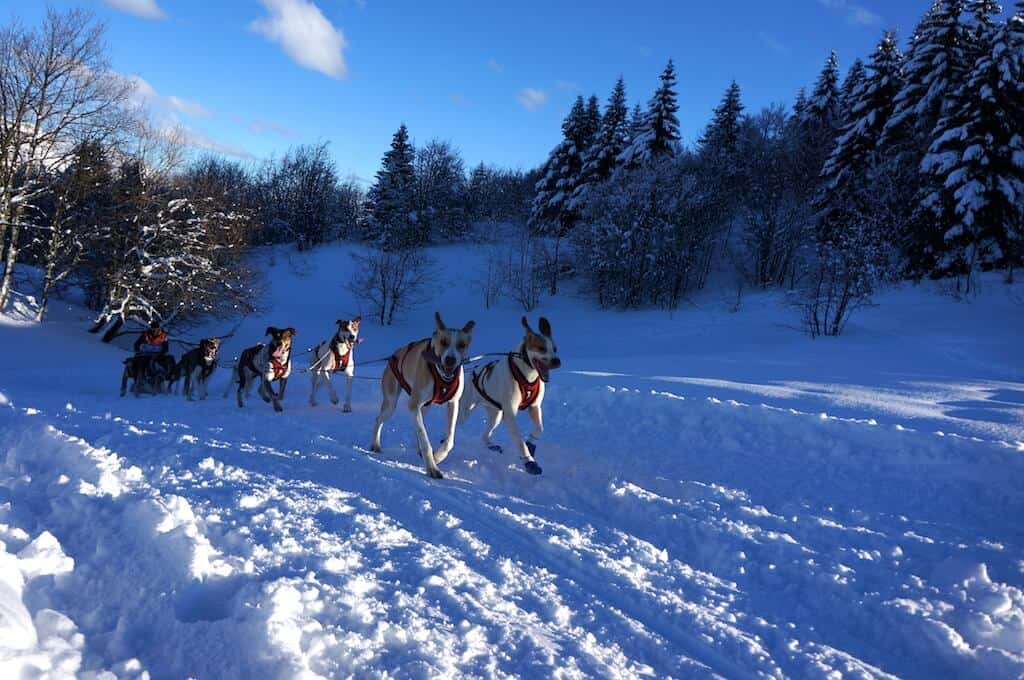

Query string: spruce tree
618 59 680 166
839 58 867 124
922 6 1024 286
368 124 417 250
803 50 841 131
583 94 602 146
572 77 630 204
699 80 744 156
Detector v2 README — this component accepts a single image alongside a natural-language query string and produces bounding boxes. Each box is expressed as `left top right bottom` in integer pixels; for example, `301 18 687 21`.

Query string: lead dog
371 312 475 479
460 316 560 475
309 317 361 412
232 326 296 412
173 337 221 400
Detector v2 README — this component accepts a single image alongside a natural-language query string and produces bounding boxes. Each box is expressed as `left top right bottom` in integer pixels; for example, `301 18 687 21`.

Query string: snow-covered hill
1 243 1023 679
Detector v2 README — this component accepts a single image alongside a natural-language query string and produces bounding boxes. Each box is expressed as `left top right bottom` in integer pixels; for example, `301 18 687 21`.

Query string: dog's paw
330 395 339 405
342 403 352 413
487 443 503 453
524 460 542 475
369 443 382 453
427 468 444 480
261 395 271 403
273 402 283 413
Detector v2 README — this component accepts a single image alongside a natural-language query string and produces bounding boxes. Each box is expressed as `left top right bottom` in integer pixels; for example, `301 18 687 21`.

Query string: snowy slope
1 243 1023 679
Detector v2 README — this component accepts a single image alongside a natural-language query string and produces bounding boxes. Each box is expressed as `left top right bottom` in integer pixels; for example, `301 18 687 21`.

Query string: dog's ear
539 317 552 338
265 326 277 336
521 316 534 336
336 319 344 326
462 320 476 333
435 311 445 331
352 316 361 324
286 327 297 336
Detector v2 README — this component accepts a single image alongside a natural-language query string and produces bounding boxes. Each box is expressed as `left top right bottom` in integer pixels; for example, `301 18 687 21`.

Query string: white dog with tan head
371 311 475 479
460 316 560 475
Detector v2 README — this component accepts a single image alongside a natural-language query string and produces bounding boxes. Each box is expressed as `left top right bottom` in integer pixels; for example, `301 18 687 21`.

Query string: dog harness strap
389 342 417 396
428 363 461 405
472 361 503 410
331 343 351 371
508 355 541 410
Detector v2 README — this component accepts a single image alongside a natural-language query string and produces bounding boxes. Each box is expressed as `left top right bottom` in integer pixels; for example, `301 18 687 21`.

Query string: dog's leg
184 366 194 400
278 376 288 401
237 371 247 408
434 401 459 464
325 372 340 406
342 372 353 413
482 406 504 452
200 372 209 400
371 372 398 452
409 401 442 479
309 370 320 407
527 405 544 441
502 406 541 475
269 378 284 412
120 366 130 397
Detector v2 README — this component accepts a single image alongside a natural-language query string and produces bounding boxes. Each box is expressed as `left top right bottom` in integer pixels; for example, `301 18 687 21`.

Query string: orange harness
330 341 352 371
389 341 461 406
473 355 541 411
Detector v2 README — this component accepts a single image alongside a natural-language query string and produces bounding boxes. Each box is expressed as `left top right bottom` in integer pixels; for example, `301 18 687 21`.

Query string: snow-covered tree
802 50 842 132
699 80 744 157
366 124 417 250
530 96 591 293
921 6 1024 289
618 59 680 166
839 58 867 124
413 139 467 242
572 77 630 202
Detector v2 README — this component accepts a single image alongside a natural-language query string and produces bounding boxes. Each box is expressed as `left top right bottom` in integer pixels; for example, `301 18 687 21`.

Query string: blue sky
1 0 932 183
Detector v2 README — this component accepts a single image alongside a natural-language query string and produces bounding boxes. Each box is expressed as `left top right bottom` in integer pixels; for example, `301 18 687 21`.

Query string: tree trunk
0 221 21 310
549 233 561 296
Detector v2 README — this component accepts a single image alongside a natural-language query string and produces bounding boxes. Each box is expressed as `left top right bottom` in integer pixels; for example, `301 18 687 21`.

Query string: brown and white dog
460 316 560 475
309 317 361 412
371 312 475 479
232 326 296 412
174 337 221 400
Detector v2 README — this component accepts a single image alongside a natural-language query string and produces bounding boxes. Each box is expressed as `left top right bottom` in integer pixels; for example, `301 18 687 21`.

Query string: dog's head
200 337 220 362
265 326 297 357
431 311 475 378
335 316 361 345
521 316 560 382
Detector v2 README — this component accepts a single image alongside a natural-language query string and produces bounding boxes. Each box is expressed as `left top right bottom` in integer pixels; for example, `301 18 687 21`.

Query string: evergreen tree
699 80 744 156
628 104 645 138
922 6 1024 287
530 96 591 293
803 50 841 131
367 124 417 250
583 94 602 145
618 59 680 166
572 77 630 205
839 58 867 124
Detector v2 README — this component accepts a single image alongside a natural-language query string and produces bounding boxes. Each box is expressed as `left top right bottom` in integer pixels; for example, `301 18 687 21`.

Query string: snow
1 242 1023 678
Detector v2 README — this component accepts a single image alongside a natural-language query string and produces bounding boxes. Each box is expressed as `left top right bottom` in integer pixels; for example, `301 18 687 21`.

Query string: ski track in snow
1 249 1023 678
2 377 1023 678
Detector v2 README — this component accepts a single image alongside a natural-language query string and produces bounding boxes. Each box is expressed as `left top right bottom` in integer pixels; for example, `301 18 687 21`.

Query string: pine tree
922 6 1024 287
572 77 630 205
583 94 602 145
885 0 966 143
367 124 417 250
530 96 591 293
699 80 744 156
839 58 867 124
803 50 841 131
618 59 680 166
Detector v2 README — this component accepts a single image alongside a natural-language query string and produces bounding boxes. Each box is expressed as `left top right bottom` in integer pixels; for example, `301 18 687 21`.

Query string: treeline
528 0 1023 334
0 9 534 332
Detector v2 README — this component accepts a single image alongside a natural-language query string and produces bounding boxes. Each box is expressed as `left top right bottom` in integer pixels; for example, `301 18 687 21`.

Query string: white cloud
758 32 791 56
818 0 881 26
102 0 165 20
251 0 348 79
517 88 547 111
487 58 504 73
126 75 210 117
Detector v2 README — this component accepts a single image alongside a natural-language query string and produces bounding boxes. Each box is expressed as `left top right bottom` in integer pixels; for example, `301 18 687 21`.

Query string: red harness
244 343 289 381
474 355 541 411
330 342 352 371
389 341 461 406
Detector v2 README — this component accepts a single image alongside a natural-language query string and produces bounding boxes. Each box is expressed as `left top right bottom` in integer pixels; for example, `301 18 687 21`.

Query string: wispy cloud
758 32 791 56
487 58 504 74
517 88 547 111
175 124 255 159
102 0 165 20
449 93 465 105
554 79 581 93
126 75 210 117
818 0 881 26
251 0 348 79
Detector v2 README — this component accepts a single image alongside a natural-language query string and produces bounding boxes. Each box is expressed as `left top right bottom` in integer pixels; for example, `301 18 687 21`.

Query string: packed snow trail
2 246 1023 678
